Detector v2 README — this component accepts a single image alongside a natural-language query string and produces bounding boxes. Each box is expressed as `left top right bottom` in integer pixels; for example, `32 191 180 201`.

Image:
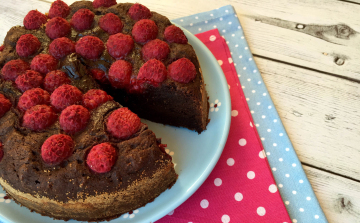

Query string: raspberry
59 105 90 134
168 58 196 83
0 45 4 52
83 89 113 110
15 70 43 92
23 105 57 131
0 94 11 118
45 17 71 39
86 143 116 173
106 33 134 59
17 88 50 111
164 25 188 44
41 134 74 165
30 54 58 75
1 59 30 81
23 10 47 30
108 60 132 89
137 59 167 85
76 36 104 60
49 37 75 59
99 13 123 35
92 0 117 8
132 19 158 43
106 107 141 139
50 84 82 111
71 9 94 31
49 0 70 19
141 39 170 61
44 70 71 92
89 69 108 84
16 34 41 57
128 3 151 21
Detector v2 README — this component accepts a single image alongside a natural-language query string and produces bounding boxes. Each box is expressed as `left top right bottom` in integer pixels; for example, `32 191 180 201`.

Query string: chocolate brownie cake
0 0 209 221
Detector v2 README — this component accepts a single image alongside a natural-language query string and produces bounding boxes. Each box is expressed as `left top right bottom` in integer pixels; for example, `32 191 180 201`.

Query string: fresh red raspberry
89 69 108 84
99 13 123 35
50 84 82 111
164 25 188 44
0 45 4 52
83 89 113 110
137 59 167 85
86 143 116 173
132 19 158 43
59 105 90 134
71 9 94 31
45 17 71 39
106 33 134 59
23 105 57 131
141 39 170 61
41 134 74 165
0 94 11 118
15 70 43 92
17 88 50 111
44 70 71 92
106 107 141 139
128 3 151 21
23 10 47 30
1 59 30 81
168 58 196 83
108 60 132 89
76 36 105 60
92 0 117 8
49 37 75 59
0 142 3 162
16 34 41 57
49 0 70 19
30 54 58 75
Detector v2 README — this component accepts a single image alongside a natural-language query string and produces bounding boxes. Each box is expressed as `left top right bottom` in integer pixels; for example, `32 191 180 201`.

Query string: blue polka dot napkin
171 5 328 223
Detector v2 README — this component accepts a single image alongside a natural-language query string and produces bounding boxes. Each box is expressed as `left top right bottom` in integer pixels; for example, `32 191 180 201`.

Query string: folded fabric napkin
165 5 328 223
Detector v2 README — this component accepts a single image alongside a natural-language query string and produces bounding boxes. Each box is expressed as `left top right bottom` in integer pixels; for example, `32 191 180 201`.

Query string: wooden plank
304 165 360 223
255 56 360 180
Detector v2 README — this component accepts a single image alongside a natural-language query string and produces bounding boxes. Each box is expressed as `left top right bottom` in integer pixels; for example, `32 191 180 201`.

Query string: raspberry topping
108 60 132 89
99 13 123 35
137 59 167 85
106 33 134 59
128 3 151 21
44 70 71 92
86 143 116 173
93 0 117 8
1 59 30 81
15 70 43 92
30 54 58 75
132 19 158 43
59 105 90 134
41 134 74 165
50 84 82 111
0 94 11 118
23 10 47 30
89 69 108 84
82 89 113 110
168 58 196 83
49 0 70 19
106 107 141 139
16 34 41 57
164 25 188 44
23 105 57 131
17 88 50 111
71 8 94 31
45 17 71 39
76 36 104 60
141 39 170 61
49 37 75 59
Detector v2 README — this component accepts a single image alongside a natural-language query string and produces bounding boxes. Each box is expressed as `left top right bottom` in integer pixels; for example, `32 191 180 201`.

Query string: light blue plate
0 26 231 223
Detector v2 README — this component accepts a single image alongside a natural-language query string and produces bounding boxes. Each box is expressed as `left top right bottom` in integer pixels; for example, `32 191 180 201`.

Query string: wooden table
1 0 359 222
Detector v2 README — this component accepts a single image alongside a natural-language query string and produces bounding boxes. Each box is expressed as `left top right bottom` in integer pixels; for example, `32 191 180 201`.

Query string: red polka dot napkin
157 29 291 223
